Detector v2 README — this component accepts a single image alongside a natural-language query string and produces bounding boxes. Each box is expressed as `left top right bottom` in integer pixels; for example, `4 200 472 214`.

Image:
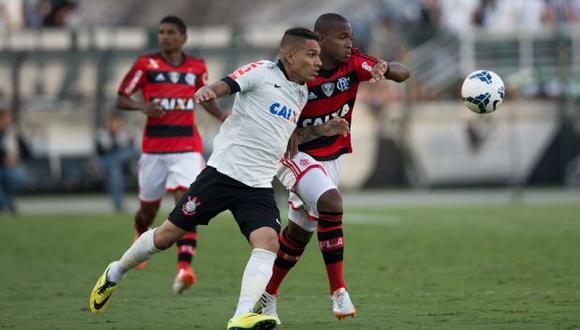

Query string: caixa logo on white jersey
269 103 298 124
151 98 195 111
300 103 351 127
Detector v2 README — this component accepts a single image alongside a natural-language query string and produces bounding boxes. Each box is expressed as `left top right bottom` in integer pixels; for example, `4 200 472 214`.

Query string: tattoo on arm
210 81 231 98
294 125 325 144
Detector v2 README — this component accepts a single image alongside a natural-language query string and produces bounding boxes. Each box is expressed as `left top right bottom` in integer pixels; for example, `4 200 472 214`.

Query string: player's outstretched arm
285 118 349 159
115 94 164 118
194 81 231 104
384 61 410 83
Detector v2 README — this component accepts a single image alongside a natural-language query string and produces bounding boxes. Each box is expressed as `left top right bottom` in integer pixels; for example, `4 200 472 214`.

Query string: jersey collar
159 52 187 67
276 60 305 85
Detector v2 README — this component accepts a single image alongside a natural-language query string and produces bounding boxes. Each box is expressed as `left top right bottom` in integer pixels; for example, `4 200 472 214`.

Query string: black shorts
168 166 281 239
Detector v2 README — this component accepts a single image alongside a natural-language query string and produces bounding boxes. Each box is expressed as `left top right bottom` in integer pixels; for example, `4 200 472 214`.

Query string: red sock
134 211 153 234
317 211 346 293
176 230 197 270
266 226 306 295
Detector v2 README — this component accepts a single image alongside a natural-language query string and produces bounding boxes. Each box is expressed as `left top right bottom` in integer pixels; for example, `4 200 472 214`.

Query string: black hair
314 13 349 34
160 15 187 34
280 27 321 49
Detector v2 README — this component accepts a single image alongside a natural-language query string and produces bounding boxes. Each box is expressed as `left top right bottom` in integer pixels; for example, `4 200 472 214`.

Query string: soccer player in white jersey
89 27 329 330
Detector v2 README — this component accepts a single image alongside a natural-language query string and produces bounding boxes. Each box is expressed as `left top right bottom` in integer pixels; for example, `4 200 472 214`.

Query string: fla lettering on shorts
118 52 208 153
208 60 308 188
298 48 379 161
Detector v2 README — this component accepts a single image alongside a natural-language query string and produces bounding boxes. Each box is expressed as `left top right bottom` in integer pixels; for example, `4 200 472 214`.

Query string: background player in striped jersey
116 15 227 294
91 27 330 330
257 13 411 323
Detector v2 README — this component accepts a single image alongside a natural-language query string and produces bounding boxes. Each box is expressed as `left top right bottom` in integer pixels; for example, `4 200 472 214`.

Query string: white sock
233 248 277 318
107 229 160 283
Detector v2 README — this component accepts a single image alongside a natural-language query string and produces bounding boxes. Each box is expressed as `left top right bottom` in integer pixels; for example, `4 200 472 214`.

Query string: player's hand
195 86 217 103
319 117 349 137
369 60 389 83
284 130 300 160
139 102 164 118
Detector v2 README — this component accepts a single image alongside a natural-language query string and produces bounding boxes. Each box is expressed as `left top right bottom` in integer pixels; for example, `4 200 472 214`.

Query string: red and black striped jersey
298 48 379 161
118 52 208 153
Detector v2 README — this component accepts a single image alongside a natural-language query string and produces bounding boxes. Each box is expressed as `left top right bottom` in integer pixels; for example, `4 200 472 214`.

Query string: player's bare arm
285 117 349 158
194 81 231 104
369 60 410 83
384 61 410 83
116 95 165 118
200 99 229 123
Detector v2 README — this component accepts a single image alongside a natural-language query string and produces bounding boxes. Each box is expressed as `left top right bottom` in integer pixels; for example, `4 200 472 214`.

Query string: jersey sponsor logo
269 102 298 124
182 196 201 216
336 77 351 92
185 73 196 86
362 61 373 72
300 103 351 127
299 158 310 166
228 61 266 80
151 97 196 111
321 82 335 97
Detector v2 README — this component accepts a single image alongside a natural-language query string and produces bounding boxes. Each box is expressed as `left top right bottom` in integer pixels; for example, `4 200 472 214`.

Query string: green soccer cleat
89 263 118 314
227 312 278 330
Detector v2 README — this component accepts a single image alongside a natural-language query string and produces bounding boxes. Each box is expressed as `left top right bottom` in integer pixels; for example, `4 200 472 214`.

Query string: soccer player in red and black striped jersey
116 15 227 294
259 13 410 322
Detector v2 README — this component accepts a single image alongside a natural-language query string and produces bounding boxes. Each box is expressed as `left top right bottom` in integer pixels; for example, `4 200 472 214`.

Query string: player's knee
287 222 313 246
153 221 183 250
249 227 279 253
317 189 343 213
153 232 174 250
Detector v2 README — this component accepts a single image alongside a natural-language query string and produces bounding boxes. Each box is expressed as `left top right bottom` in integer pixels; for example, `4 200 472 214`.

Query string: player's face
320 22 353 64
158 23 186 53
289 39 322 82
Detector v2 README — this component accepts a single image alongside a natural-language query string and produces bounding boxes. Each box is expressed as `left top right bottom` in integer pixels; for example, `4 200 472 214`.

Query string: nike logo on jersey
269 103 298 124
274 84 282 88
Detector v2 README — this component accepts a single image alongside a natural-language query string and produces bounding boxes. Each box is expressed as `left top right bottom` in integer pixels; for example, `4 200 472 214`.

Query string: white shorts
276 152 341 232
138 152 206 202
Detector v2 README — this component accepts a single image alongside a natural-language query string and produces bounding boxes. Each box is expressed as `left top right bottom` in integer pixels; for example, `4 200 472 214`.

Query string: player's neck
160 50 184 67
279 61 304 84
320 53 339 71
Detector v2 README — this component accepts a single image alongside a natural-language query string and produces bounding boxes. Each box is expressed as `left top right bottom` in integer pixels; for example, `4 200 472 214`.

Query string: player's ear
281 49 294 65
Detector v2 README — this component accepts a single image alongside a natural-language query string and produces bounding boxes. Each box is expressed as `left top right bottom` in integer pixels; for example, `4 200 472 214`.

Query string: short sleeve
223 61 268 94
117 57 147 96
352 50 380 82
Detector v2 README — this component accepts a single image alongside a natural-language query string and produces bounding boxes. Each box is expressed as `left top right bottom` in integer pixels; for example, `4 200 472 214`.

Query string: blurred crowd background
0 0 579 212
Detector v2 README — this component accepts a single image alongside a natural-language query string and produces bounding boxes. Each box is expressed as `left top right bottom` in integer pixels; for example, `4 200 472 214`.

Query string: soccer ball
461 70 505 114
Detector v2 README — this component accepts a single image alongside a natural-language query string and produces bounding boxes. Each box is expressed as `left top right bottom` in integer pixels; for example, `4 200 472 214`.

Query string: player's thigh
166 152 206 191
231 188 281 240
168 167 233 232
288 206 317 232
138 153 169 201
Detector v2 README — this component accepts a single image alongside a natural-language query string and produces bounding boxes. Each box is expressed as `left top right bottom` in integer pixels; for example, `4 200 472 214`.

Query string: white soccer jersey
207 60 308 188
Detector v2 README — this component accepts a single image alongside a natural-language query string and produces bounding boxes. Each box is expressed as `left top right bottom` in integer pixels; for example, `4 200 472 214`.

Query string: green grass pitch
1 203 579 329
